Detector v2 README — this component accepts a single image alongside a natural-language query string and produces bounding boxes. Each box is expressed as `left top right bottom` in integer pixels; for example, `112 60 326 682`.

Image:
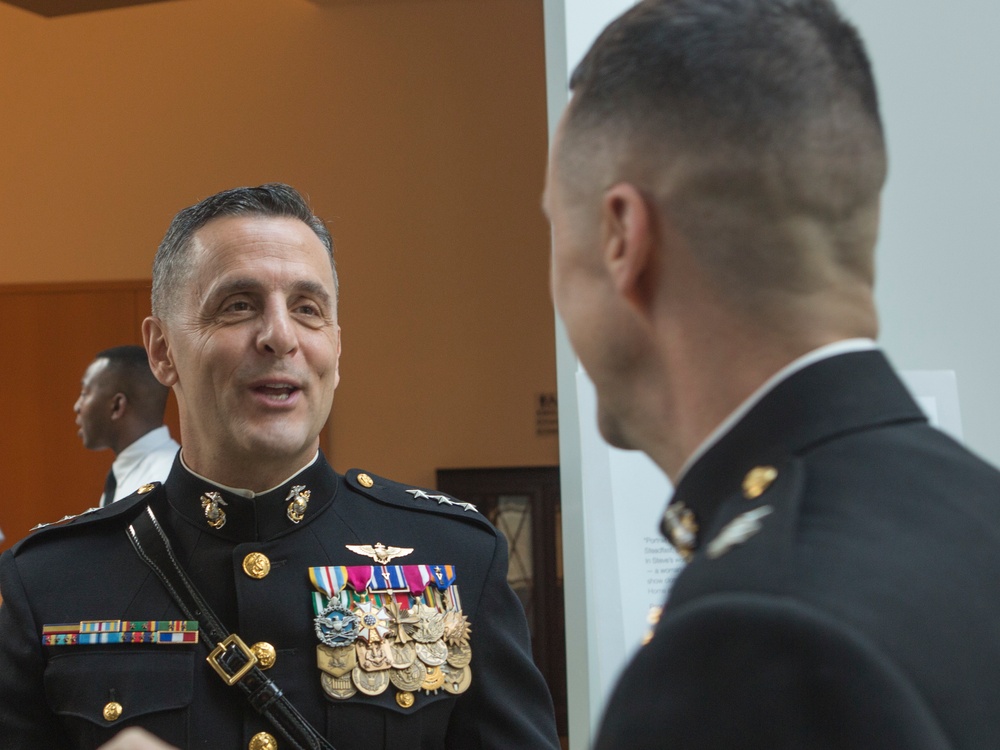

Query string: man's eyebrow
291 280 334 307
205 277 333 307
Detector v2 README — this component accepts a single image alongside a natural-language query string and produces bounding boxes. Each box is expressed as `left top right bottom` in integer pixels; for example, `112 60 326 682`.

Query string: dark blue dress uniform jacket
0 454 560 749
595 350 1000 749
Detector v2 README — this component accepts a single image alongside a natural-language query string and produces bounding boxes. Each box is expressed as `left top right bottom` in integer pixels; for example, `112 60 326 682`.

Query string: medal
315 602 360 647
356 639 393 671
421 665 445 692
440 663 472 695
410 603 445 643
415 639 448 667
442 610 471 645
352 666 390 696
446 640 472 668
353 600 392 643
316 644 357 677
389 640 417 669
321 672 357 700
389 660 427 692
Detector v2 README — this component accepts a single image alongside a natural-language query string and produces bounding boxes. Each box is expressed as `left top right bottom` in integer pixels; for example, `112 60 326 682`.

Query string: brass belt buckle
207 634 258 686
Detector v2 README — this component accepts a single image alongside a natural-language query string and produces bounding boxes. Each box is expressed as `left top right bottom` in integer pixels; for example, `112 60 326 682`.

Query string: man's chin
239 430 321 465
597 412 636 451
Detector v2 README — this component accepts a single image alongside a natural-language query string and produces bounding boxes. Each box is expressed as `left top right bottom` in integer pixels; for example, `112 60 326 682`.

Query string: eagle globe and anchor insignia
310 542 473 705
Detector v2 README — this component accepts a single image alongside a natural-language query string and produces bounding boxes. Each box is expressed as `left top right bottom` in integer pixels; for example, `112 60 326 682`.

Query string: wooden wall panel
0 281 177 552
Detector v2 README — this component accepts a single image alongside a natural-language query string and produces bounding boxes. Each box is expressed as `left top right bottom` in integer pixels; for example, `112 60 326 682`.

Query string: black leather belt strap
128 505 336 750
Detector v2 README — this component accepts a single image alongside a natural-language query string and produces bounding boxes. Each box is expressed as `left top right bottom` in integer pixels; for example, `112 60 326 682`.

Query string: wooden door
436 466 566 743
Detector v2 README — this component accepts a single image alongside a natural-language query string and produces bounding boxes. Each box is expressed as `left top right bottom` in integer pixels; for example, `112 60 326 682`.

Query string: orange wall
0 0 556 542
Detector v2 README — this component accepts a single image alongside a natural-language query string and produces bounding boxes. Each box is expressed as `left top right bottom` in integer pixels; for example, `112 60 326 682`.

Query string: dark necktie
101 468 117 508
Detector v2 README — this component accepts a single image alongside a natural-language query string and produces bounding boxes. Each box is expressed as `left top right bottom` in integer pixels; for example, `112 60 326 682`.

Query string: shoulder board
344 469 495 533
12 482 162 555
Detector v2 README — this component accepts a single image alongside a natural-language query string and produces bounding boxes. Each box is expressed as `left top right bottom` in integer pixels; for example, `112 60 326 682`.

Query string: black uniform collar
665 350 926 553
162 451 339 543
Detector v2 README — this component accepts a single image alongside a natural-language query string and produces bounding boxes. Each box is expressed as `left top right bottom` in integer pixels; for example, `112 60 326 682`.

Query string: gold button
396 690 415 708
103 701 123 722
242 552 271 579
742 465 778 500
358 473 374 488
136 483 156 494
249 732 278 750
252 641 276 670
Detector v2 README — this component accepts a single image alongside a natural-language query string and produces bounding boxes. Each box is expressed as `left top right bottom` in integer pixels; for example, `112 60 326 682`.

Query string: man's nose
257 306 298 357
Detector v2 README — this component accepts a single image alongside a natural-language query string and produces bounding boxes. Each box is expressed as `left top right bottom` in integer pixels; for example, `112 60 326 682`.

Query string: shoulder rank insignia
31 506 100 532
705 505 774 559
345 543 414 565
405 489 478 513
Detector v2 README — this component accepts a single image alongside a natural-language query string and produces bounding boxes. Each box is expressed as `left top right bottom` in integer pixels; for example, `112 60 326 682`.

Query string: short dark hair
151 183 336 317
95 345 169 420
561 0 886 299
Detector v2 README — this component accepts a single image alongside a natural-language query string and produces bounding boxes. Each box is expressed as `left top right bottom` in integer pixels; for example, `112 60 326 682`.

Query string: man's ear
109 392 127 421
142 317 178 387
601 182 658 315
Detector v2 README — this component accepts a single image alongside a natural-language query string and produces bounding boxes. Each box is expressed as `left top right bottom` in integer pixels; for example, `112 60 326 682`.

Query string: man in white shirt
74 345 179 506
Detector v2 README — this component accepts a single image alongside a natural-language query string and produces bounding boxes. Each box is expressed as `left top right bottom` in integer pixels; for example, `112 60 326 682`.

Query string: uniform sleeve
594 592 952 750
0 550 71 749
445 532 560 749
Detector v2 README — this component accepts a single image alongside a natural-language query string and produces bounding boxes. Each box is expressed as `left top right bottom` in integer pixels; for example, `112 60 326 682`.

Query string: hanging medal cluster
310 558 472 708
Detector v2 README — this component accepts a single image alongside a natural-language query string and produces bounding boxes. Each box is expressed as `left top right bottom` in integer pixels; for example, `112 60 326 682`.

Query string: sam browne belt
128 505 336 750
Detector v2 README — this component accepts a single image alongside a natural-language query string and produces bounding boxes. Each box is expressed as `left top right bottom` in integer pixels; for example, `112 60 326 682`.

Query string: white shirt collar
676 338 878 482
112 425 175 475
179 451 320 498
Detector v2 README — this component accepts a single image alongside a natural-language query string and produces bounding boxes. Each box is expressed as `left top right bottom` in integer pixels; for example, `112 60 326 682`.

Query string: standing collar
163 451 339 542
676 339 878 482
178 451 320 498
664 349 926 555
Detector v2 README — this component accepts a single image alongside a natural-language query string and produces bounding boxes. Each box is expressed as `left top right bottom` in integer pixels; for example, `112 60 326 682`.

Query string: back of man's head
560 0 886 316
96 345 169 426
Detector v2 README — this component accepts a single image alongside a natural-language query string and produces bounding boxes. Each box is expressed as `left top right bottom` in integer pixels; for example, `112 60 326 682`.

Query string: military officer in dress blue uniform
0 183 560 750
545 1 1000 748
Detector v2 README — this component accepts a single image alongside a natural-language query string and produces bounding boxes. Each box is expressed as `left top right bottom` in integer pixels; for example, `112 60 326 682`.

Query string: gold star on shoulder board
345 542 414 565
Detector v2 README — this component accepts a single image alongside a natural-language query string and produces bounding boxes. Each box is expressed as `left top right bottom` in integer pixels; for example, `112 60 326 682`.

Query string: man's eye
226 300 252 312
296 303 320 316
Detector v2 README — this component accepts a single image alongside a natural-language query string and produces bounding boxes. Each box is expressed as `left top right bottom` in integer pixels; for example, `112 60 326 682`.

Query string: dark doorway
436 466 566 742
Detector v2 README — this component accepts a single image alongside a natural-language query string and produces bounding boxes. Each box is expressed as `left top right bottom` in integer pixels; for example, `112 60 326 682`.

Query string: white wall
840 0 1000 467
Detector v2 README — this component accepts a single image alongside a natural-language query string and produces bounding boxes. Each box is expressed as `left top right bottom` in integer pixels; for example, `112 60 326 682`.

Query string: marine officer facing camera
0 183 559 750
